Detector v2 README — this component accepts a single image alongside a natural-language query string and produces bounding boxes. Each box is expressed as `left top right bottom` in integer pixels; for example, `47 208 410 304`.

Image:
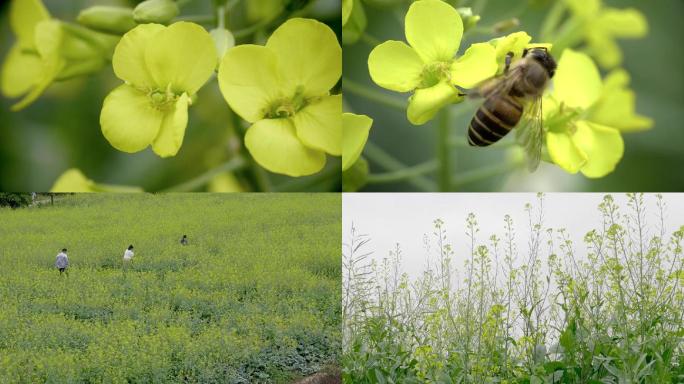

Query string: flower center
419 61 452 88
546 103 581 133
265 86 309 119
148 86 179 111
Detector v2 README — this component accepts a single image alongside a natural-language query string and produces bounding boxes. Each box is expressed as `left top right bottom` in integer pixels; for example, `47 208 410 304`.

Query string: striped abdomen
468 95 523 146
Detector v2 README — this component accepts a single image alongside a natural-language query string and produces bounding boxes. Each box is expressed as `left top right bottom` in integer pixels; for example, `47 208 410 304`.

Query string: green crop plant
0 193 341 383
343 193 683 383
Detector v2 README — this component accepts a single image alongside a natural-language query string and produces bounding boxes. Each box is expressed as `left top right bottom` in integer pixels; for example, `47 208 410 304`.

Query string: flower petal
113 23 165 88
152 93 189 157
1 45 42 97
586 32 622 68
490 31 531 74
589 89 653 132
266 18 341 97
450 43 497 89
574 121 624 178
50 169 96 192
293 94 342 156
145 22 217 94
597 8 648 38
342 113 373 171
546 131 587 174
405 0 462 63
407 81 461 125
368 40 423 92
342 0 353 26
553 49 602 109
218 44 282 123
100 84 163 153
10 0 50 47
245 118 326 177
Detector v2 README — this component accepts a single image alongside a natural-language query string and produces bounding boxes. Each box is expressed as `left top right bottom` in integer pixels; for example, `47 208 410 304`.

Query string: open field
0 194 341 383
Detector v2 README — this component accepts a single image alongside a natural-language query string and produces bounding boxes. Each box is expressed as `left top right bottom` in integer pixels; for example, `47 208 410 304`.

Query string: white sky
343 193 684 277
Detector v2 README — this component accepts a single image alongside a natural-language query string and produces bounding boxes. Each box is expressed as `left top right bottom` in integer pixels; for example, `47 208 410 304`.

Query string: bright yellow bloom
51 169 143 192
342 113 373 171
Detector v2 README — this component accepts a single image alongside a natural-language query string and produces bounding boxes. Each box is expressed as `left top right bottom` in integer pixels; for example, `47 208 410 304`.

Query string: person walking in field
55 248 69 276
123 245 134 270
180 235 188 246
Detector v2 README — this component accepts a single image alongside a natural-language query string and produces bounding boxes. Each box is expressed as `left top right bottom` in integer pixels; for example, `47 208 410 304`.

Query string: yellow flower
51 169 143 192
544 49 652 178
218 18 342 177
342 113 373 171
367 0 497 125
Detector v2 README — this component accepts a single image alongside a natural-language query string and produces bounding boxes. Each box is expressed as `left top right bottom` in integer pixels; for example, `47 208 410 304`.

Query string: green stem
174 15 215 24
437 108 451 192
161 157 248 192
366 160 438 184
343 78 407 110
273 166 339 192
539 0 567 42
451 162 521 190
364 141 437 191
216 4 226 29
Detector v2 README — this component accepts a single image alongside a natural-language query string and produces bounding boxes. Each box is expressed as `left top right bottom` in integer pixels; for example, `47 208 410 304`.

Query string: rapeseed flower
218 18 341 177
342 113 373 171
367 0 497 125
51 169 142 192
544 49 652 177
100 22 217 157
1 0 118 111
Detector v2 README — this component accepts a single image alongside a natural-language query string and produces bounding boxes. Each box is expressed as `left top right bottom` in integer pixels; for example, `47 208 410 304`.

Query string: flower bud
77 6 136 35
133 0 179 24
456 7 481 32
209 27 235 65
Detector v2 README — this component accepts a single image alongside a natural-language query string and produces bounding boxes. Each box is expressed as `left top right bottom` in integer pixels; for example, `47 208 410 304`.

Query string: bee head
523 47 557 78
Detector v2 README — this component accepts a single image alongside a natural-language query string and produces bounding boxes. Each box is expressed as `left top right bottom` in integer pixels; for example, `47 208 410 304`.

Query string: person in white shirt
123 245 134 265
55 248 69 276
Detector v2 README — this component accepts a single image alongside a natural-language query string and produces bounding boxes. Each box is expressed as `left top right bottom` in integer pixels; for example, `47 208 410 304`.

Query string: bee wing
473 66 524 99
516 96 544 172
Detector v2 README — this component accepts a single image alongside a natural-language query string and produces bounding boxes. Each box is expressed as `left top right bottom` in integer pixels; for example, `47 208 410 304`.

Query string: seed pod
133 0 179 24
77 6 136 35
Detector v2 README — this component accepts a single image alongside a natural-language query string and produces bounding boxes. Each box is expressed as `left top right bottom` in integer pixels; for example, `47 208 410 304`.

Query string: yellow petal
553 49 602 109
245 118 326 177
151 93 189 157
217 44 282 123
266 18 341 97
597 8 648 38
342 113 373 171
10 0 50 47
100 84 163 153
405 0 462 63
546 130 587 174
450 43 497 89
145 21 217 94
1 44 42 98
113 23 165 88
407 81 461 125
368 40 423 92
50 169 97 192
293 95 342 156
586 32 622 68
574 121 624 178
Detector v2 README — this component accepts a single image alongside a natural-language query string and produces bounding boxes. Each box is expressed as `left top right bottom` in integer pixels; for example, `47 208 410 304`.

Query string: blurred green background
343 0 684 191
0 0 341 192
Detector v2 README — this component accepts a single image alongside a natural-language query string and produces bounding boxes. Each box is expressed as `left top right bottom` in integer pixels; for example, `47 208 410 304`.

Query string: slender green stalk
343 78 407 110
174 15 215 24
216 4 226 29
366 160 438 184
360 33 382 47
437 109 451 191
363 141 437 191
539 0 567 41
161 157 247 192
451 162 521 190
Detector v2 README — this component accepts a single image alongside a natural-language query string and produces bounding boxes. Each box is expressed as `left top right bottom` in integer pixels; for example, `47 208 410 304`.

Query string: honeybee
467 47 557 171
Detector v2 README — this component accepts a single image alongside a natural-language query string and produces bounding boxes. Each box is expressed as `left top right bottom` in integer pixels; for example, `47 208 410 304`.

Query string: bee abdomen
468 97 522 147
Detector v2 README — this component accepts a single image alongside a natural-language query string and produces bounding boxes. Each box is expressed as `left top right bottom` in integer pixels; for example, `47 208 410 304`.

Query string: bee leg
504 52 514 73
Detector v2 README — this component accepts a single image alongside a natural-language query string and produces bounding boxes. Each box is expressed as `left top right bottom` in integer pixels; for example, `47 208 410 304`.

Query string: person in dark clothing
180 235 188 246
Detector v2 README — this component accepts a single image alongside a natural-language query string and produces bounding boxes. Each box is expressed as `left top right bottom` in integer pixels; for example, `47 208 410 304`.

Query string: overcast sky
343 193 684 277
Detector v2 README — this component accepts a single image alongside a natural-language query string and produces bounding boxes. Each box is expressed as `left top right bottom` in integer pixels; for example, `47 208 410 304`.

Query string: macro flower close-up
544 49 652 178
100 22 217 158
1 0 118 111
367 0 497 125
218 18 342 177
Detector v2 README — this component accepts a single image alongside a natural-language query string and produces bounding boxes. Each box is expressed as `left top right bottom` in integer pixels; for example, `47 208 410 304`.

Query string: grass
0 193 341 383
